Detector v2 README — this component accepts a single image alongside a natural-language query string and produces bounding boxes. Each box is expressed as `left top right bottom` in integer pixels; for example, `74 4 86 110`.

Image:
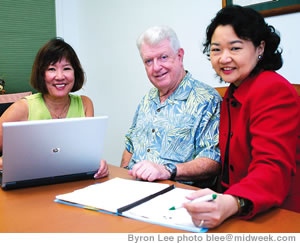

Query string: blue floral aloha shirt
125 72 222 179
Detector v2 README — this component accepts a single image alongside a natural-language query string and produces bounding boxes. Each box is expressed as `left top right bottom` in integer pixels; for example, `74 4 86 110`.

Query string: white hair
136 25 181 54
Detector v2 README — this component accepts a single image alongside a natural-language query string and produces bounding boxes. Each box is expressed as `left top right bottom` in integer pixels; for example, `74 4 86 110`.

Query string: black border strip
117 184 175 214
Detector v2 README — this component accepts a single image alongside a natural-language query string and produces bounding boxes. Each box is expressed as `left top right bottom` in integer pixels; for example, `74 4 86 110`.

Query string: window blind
0 0 56 93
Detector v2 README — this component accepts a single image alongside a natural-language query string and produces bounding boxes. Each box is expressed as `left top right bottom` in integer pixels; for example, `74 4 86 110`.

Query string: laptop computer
1 116 108 190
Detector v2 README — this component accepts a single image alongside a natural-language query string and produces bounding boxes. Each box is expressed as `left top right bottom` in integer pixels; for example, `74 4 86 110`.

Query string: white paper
56 177 170 213
56 178 205 232
122 187 200 231
233 0 274 6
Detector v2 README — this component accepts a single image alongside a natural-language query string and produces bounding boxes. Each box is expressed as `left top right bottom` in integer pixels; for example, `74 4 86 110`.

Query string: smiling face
210 25 264 86
140 39 185 98
44 57 75 98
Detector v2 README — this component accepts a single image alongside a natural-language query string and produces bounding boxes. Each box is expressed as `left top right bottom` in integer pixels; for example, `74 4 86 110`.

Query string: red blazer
219 71 300 218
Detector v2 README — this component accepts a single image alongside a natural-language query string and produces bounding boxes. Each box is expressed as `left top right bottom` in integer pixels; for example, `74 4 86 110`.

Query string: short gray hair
136 26 181 54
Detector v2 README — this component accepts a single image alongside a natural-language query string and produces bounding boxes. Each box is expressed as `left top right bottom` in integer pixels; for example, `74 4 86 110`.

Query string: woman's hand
183 188 239 228
94 160 109 179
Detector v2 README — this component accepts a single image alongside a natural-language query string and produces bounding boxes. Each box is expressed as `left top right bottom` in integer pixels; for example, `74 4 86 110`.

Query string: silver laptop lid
2 116 108 189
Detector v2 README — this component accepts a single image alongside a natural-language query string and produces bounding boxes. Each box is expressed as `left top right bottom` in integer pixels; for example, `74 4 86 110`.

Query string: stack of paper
55 177 207 232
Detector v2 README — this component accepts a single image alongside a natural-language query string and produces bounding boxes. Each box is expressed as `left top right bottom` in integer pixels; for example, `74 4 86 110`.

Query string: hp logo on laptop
52 148 61 153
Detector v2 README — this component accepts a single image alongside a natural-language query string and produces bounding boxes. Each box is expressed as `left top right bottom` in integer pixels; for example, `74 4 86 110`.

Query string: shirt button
157 108 161 112
230 132 233 138
231 100 237 107
152 129 155 133
230 165 234 172
147 149 150 152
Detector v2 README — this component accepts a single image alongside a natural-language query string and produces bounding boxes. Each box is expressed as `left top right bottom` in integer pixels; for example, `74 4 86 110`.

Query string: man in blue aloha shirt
121 26 221 186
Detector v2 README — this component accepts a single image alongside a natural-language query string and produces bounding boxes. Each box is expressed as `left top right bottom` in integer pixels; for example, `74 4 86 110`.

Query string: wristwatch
164 163 177 180
236 196 252 216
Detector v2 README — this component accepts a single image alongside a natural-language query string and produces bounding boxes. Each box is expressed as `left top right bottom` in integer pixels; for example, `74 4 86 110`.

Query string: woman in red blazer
184 5 300 229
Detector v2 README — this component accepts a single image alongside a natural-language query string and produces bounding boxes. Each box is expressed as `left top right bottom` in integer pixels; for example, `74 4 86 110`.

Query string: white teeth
55 84 65 88
223 68 233 71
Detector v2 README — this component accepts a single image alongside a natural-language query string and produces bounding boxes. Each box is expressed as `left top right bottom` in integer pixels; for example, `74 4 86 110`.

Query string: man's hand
129 160 171 181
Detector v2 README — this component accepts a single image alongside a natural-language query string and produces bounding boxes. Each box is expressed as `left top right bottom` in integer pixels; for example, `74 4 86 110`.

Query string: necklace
45 97 70 119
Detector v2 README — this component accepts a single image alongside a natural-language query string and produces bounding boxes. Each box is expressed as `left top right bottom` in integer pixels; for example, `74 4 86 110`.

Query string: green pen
169 194 217 210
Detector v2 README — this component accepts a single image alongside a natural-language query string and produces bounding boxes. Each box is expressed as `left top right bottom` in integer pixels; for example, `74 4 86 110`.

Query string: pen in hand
169 194 217 210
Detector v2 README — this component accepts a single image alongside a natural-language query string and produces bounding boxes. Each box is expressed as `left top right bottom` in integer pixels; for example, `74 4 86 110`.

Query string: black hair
30 37 85 94
203 5 282 77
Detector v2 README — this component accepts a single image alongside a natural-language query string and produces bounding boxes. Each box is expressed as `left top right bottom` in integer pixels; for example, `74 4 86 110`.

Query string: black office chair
0 102 13 117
